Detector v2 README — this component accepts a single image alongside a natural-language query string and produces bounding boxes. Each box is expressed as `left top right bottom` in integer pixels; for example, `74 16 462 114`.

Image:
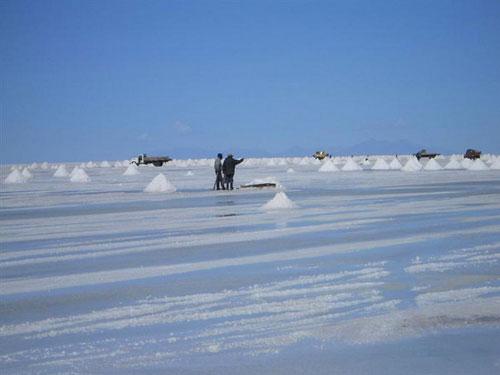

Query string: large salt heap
341 158 362 171
70 168 91 183
444 158 463 170
21 168 33 180
4 169 27 184
467 159 489 171
54 165 69 177
461 158 473 169
389 157 402 170
401 157 422 172
318 159 338 172
123 164 139 176
371 158 390 170
490 158 500 170
423 158 443 171
261 191 297 210
144 174 176 193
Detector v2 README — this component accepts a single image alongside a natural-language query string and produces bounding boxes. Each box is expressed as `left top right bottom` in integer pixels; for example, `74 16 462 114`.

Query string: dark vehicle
131 154 172 167
414 149 440 160
464 149 481 160
313 151 330 160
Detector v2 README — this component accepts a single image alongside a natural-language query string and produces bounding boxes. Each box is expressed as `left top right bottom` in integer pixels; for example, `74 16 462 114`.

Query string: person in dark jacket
222 154 244 190
214 153 224 190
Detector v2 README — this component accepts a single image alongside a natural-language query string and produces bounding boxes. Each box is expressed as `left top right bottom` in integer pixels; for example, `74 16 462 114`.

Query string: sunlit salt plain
1 155 500 374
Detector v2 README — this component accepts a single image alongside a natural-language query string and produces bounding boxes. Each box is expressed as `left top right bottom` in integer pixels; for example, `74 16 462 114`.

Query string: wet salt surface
1 161 500 374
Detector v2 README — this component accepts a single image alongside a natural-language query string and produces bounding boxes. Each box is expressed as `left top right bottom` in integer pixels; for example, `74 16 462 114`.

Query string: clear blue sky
1 0 499 162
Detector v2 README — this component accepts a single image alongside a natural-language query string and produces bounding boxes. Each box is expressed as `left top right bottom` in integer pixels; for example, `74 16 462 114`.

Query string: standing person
214 153 225 190
222 154 244 190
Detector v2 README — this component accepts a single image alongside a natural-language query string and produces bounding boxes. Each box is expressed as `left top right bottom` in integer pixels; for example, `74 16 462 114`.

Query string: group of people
214 153 244 190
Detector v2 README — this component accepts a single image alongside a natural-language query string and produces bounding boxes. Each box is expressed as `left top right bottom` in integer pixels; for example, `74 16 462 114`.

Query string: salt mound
318 159 338 172
123 164 139 176
41 162 49 170
86 161 96 168
298 157 310 166
144 174 176 193
21 168 33 179
30 163 39 169
286 168 296 173
278 158 287 166
389 158 402 170
490 158 500 170
341 158 362 171
113 161 123 168
461 158 473 169
423 158 442 171
444 159 463 170
100 161 111 168
70 167 80 177
70 168 90 183
371 158 390 170
401 157 422 172
312 158 321 165
4 169 27 184
468 159 489 171
186 171 194 176
267 159 277 167
261 191 297 210
54 165 69 177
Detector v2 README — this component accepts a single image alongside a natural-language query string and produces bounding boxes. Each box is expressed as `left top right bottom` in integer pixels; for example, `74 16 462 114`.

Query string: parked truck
414 149 440 160
313 151 331 160
130 154 172 167
464 149 481 160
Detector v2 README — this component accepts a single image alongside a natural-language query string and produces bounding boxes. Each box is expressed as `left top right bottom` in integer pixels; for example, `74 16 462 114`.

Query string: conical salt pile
267 159 277 167
341 158 362 171
144 174 176 193
113 161 123 168
54 165 69 177
312 158 321 165
70 167 80 177
30 163 39 169
4 169 27 184
186 171 194 176
389 157 402 170
286 168 296 173
444 159 463 170
490 158 500 170
100 161 111 168
318 159 339 172
461 158 473 169
371 158 390 170
261 191 297 210
85 161 96 168
401 157 422 172
70 168 91 182
298 157 310 166
423 158 442 171
123 164 139 176
21 168 33 180
467 159 489 171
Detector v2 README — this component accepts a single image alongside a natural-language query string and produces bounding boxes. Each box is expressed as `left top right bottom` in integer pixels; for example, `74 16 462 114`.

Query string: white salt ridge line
0 218 387 266
0 267 386 337
416 286 500 306
2 223 499 296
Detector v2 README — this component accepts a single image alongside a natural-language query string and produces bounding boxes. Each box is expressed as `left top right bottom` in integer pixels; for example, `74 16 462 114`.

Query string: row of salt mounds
371 158 391 170
70 168 91 183
401 157 423 172
444 158 463 170
144 173 176 193
54 165 69 177
262 191 297 210
341 158 363 171
389 157 402 170
319 159 338 172
123 164 140 176
467 159 489 171
423 158 443 171
4 169 28 184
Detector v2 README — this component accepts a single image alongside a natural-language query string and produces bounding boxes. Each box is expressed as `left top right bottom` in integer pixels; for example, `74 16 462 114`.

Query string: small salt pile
86 161 96 168
100 161 111 168
144 174 176 193
341 158 362 171
467 159 489 171
186 171 194 176
41 162 49 170
318 159 338 172
490 158 500 170
389 157 402 170
286 168 296 173
4 169 27 184
113 161 123 168
54 165 69 177
423 158 442 171
444 159 463 170
21 168 33 180
123 164 139 176
70 168 91 182
261 191 297 210
30 163 39 169
401 157 422 172
371 158 391 170
461 158 473 169
70 167 80 177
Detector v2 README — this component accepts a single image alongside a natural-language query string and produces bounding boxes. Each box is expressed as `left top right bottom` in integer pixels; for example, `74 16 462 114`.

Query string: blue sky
1 0 500 162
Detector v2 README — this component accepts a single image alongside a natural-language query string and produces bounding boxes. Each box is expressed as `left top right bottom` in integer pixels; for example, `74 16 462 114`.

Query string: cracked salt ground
1 158 500 374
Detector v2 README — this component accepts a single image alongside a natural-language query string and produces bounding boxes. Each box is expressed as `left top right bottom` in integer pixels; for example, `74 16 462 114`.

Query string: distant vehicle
414 149 440 160
464 149 481 160
130 154 172 167
313 151 330 160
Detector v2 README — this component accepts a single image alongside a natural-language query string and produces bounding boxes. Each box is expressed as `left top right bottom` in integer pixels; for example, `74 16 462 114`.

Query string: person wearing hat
222 154 244 190
214 153 225 190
